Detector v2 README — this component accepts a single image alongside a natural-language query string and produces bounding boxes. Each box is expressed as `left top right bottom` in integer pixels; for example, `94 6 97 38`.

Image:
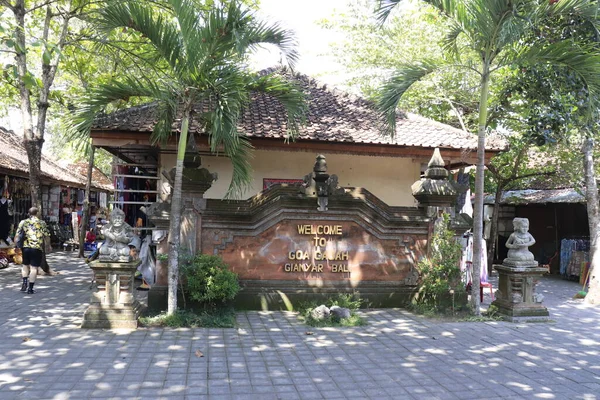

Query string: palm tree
71 0 306 314
375 0 600 314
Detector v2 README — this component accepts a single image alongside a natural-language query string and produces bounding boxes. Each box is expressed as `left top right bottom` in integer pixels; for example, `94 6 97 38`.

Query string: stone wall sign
208 219 423 284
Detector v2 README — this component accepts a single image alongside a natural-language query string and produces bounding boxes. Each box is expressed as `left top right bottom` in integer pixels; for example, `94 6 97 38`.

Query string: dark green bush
181 254 240 305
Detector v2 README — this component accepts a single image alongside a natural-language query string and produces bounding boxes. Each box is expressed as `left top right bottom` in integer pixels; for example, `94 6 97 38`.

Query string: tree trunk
487 183 504 276
12 1 41 209
583 138 600 305
167 105 192 315
23 139 44 210
471 61 491 315
79 146 96 258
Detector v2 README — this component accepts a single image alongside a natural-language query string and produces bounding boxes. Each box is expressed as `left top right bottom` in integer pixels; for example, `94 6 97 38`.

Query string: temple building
89 70 505 309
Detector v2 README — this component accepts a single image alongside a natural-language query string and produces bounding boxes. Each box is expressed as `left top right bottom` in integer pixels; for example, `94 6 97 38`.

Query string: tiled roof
92 69 506 152
0 127 111 191
66 163 114 191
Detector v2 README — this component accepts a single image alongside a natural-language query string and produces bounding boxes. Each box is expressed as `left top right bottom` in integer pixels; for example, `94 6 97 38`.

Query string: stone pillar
81 260 143 329
492 265 549 322
411 148 458 246
146 162 216 311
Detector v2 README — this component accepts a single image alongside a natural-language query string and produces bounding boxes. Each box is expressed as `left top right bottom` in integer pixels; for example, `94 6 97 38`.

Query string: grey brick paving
0 252 599 399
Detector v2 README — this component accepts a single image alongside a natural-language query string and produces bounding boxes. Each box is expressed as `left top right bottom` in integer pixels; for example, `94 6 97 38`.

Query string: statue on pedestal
99 208 139 262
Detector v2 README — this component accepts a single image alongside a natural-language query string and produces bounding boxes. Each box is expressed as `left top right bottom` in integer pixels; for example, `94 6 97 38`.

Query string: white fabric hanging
460 234 488 284
461 189 473 217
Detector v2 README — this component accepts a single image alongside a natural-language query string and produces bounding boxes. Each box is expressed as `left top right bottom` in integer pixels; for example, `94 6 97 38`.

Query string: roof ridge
261 66 373 109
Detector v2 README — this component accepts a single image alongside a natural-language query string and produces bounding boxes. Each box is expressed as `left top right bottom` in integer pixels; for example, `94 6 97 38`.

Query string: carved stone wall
201 185 430 309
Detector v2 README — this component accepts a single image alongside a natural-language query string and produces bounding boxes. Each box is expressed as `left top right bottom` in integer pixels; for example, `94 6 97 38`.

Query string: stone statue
99 208 140 262
504 218 536 266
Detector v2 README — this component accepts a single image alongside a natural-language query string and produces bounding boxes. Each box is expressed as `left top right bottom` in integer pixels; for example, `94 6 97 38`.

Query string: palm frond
238 19 299 69
535 0 599 24
375 0 404 25
67 76 176 142
441 21 465 60
376 59 445 137
98 1 183 72
150 91 179 145
223 135 254 199
205 98 254 197
185 2 233 76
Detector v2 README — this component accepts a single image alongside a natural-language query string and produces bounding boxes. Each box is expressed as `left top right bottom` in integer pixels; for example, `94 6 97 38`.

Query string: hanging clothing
77 189 85 205
99 192 107 208
0 198 11 242
560 239 590 277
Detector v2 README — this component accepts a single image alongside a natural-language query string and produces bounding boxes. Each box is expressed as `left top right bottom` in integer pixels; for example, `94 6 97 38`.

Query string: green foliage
298 293 366 327
483 304 502 320
321 0 480 131
139 307 236 328
461 305 504 322
329 293 363 310
415 213 465 312
181 254 240 305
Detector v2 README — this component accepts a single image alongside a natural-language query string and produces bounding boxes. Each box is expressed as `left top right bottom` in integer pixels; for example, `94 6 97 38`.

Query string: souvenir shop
110 162 160 287
58 187 109 233
0 175 34 244
112 162 159 229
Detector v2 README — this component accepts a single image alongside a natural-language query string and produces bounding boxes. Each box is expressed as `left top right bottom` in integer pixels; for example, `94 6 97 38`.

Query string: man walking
15 207 50 294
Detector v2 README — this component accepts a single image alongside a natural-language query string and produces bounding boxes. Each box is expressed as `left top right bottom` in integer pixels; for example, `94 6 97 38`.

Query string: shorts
22 248 43 267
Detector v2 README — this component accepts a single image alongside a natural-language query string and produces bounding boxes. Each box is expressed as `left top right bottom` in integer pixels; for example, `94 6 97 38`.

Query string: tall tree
375 0 600 314
0 0 94 209
71 0 306 314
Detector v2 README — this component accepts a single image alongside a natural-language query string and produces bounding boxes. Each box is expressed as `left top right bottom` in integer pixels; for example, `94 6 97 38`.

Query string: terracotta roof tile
93 69 506 152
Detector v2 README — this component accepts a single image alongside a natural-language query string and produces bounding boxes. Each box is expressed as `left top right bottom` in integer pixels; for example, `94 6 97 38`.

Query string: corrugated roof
92 69 506 152
0 126 112 191
484 188 585 205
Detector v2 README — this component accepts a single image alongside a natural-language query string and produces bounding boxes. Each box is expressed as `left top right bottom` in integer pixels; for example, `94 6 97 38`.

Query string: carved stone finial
425 148 449 179
313 155 328 175
312 155 330 211
411 148 456 207
183 133 201 168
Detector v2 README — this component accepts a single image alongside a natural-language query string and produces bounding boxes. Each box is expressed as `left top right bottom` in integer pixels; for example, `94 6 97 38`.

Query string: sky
251 0 350 86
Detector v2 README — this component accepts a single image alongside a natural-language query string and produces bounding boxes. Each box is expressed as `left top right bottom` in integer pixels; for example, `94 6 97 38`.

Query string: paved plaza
0 252 599 399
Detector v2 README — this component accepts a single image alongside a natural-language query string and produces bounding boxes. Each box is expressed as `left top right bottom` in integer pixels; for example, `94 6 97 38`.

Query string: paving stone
1 254 599 400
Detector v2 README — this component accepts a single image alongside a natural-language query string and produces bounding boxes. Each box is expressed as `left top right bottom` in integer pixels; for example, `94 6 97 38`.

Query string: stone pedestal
491 264 549 322
82 260 144 329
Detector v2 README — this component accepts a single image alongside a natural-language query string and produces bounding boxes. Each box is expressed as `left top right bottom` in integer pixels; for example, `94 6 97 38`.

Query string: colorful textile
560 239 590 277
15 217 50 251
